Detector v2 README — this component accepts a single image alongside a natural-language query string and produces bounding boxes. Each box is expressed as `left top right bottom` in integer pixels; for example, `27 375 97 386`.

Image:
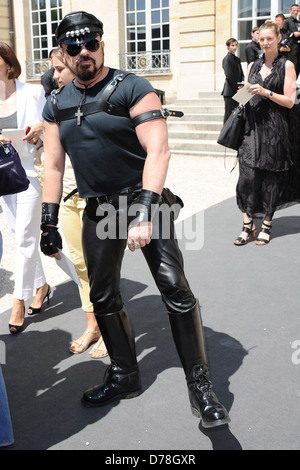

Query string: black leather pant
82 189 195 316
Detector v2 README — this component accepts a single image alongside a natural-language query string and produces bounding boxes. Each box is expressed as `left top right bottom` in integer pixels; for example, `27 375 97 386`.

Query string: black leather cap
55 11 103 45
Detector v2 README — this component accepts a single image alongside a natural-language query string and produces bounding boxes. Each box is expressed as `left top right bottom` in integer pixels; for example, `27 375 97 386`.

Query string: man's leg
81 201 141 407
142 206 230 428
82 308 141 407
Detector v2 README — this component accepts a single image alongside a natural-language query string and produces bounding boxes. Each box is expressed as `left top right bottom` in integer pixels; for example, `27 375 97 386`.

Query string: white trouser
1 176 46 300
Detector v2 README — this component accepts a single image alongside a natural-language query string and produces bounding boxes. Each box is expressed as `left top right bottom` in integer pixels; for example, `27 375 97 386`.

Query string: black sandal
234 220 256 246
256 222 272 246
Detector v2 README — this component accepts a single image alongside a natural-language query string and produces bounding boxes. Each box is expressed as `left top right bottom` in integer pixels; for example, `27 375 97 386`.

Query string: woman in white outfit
0 42 50 334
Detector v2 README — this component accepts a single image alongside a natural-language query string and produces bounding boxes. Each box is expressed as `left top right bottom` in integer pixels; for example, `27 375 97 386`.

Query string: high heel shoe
9 306 25 335
234 220 256 246
256 221 272 245
27 284 51 315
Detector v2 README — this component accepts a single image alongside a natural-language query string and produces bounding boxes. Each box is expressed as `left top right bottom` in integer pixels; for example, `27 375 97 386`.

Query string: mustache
76 56 96 65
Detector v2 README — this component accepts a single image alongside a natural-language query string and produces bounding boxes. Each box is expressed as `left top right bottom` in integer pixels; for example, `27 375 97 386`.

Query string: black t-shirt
42 68 154 197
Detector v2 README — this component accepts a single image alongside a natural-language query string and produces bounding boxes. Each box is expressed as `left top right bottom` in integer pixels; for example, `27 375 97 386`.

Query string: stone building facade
0 1 296 101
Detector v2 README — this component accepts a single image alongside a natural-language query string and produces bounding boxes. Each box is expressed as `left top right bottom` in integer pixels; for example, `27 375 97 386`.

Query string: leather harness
51 72 183 127
50 72 183 202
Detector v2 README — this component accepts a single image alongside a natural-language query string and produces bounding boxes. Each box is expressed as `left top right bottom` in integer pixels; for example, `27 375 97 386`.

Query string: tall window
30 0 62 61
121 0 170 73
233 0 296 63
279 0 295 13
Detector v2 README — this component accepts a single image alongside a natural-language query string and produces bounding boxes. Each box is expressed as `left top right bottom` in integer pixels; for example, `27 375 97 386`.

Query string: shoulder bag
217 105 245 151
0 142 29 196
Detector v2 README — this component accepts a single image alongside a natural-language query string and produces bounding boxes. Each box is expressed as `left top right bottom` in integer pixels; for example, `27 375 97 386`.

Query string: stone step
169 105 224 114
168 138 237 156
167 120 223 132
167 95 227 157
170 148 237 157
169 113 224 122
168 129 220 141
198 91 223 98
174 92 223 102
173 98 224 107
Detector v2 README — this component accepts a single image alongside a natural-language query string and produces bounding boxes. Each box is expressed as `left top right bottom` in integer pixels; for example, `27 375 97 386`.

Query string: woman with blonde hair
234 20 298 246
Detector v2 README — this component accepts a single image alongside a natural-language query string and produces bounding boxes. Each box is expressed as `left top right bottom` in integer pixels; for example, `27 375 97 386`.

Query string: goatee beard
75 57 102 82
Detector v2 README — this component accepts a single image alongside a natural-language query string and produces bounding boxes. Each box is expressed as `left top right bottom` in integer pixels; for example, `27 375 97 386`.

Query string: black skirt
236 163 299 219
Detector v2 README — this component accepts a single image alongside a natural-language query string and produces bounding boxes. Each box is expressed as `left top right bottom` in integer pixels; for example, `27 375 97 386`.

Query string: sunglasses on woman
63 38 101 57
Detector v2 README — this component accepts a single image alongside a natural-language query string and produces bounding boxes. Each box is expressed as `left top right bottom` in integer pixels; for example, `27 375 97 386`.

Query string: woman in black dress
234 20 297 246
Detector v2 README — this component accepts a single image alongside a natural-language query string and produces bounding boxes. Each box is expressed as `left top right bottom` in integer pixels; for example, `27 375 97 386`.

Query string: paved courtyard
1 155 300 451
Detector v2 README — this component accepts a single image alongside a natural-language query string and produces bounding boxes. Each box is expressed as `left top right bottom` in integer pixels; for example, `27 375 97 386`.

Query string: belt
88 183 143 206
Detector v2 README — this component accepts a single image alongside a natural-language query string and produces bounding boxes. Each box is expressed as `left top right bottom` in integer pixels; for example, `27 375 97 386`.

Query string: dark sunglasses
63 38 101 57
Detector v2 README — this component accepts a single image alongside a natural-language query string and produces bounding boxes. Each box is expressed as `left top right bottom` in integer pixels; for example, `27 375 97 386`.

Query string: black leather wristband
41 202 60 225
128 189 161 229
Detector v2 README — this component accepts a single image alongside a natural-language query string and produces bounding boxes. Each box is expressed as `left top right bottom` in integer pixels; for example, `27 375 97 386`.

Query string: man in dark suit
245 27 262 64
283 4 300 77
221 38 244 123
275 14 292 58
41 49 58 98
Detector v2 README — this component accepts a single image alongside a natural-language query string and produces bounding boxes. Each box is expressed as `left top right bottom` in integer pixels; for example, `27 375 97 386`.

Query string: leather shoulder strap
52 72 131 123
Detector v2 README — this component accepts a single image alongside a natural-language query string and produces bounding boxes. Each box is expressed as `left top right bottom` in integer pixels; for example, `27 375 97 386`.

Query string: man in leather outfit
40 11 230 429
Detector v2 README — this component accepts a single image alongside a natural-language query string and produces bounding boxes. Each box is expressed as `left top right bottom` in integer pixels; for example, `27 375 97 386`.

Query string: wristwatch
269 91 274 98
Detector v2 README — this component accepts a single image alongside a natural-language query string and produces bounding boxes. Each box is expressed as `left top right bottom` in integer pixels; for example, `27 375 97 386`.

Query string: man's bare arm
42 119 65 203
127 92 171 250
130 91 171 195
40 120 66 259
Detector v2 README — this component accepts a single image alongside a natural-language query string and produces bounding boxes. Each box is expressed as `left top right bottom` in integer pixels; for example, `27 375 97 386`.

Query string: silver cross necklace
74 76 99 126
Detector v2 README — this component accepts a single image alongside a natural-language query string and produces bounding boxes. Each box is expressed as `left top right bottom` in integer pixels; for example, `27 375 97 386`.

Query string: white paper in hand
1 129 31 162
232 83 253 105
55 249 82 287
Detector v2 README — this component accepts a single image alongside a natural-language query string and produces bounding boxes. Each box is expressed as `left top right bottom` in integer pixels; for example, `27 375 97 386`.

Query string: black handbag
0 142 29 196
217 105 245 151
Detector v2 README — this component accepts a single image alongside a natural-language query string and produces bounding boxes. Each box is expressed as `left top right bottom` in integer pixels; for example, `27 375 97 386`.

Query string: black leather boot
168 301 230 428
82 308 141 407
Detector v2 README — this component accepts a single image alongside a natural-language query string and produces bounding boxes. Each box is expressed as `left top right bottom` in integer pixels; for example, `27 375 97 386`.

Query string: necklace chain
74 76 99 89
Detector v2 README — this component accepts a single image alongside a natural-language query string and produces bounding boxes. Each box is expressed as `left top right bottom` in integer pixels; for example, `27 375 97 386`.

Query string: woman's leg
256 170 286 245
1 177 46 324
2 177 46 299
60 194 107 356
60 194 93 312
233 212 256 245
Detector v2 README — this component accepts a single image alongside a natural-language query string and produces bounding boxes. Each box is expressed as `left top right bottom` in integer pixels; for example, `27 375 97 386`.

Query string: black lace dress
236 54 300 219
